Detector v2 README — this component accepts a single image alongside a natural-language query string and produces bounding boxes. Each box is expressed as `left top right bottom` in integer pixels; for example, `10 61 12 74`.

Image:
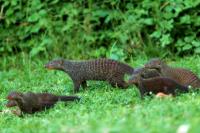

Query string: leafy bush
0 0 200 58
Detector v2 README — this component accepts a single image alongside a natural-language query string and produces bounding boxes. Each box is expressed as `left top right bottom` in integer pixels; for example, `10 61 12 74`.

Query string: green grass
1 56 200 133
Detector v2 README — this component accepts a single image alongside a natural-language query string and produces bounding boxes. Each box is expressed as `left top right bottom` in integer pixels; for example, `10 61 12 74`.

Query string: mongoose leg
73 80 81 93
81 81 87 90
113 74 129 89
108 78 128 89
108 77 118 88
110 82 117 88
117 80 129 89
138 82 146 99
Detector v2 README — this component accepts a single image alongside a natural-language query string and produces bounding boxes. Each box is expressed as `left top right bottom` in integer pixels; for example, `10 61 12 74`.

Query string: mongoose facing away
45 58 135 92
6 91 80 115
128 68 189 98
145 58 200 88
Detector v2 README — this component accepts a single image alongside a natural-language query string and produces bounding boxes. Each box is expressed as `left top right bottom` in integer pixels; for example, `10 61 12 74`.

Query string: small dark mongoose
45 58 135 92
128 68 189 98
6 91 80 115
129 76 189 98
145 58 200 88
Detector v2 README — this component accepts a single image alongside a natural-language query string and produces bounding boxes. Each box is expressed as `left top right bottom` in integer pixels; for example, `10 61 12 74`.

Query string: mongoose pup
45 58 135 92
6 91 80 115
128 68 189 98
145 58 200 88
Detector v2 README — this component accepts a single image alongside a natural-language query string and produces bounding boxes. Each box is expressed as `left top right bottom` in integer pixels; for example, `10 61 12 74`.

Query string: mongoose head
128 68 160 85
144 58 165 70
7 91 23 101
6 100 18 107
45 59 65 70
133 67 144 75
141 68 161 78
128 67 144 84
6 91 23 107
128 72 142 85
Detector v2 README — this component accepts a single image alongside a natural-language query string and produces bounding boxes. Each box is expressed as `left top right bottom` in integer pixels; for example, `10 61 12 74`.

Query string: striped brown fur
128 68 189 98
45 58 134 92
145 58 200 88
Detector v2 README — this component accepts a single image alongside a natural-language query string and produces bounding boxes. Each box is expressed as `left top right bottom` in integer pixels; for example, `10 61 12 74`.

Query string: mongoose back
45 58 135 92
128 67 161 84
144 58 200 88
6 91 80 115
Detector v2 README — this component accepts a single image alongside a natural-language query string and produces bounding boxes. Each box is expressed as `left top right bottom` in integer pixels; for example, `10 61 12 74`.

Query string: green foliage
106 42 126 61
0 0 200 58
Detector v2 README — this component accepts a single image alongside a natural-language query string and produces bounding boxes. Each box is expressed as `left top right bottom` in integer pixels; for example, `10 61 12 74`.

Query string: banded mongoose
129 76 189 98
145 58 200 88
6 91 80 115
128 68 189 98
45 58 135 92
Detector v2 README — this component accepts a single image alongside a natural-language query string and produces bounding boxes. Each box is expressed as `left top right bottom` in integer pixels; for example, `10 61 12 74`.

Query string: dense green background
1 1 200 133
0 0 200 59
